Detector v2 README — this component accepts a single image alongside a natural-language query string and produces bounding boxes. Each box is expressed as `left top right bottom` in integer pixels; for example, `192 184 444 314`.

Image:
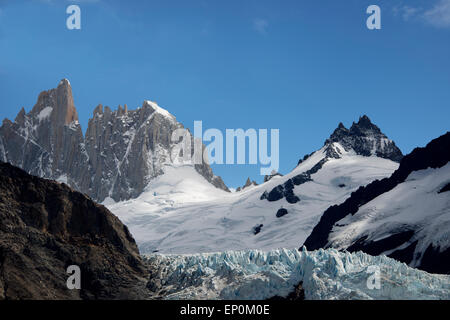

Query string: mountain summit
31 78 79 125
324 115 403 162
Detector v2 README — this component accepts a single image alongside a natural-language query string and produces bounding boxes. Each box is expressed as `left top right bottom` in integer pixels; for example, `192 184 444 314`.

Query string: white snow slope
327 163 450 268
145 248 450 300
106 143 398 254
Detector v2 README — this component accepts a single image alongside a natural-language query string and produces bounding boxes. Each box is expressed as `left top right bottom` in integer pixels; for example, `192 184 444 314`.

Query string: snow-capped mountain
303 132 450 274
108 116 402 254
0 80 228 202
145 248 450 300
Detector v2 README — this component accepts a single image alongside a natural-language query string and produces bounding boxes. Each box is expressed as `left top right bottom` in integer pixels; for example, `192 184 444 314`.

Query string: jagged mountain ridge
0 79 228 202
325 115 403 162
303 132 450 274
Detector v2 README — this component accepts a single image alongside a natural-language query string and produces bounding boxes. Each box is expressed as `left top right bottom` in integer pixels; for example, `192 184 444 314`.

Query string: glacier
109 147 399 254
144 248 450 300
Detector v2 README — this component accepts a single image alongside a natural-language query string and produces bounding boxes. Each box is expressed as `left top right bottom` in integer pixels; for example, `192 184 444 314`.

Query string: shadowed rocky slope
0 162 150 299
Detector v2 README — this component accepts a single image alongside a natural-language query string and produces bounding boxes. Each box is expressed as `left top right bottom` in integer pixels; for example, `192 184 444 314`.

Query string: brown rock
0 162 150 300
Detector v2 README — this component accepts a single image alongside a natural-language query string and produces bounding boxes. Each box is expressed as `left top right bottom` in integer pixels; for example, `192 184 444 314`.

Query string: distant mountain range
0 79 228 203
1 79 449 276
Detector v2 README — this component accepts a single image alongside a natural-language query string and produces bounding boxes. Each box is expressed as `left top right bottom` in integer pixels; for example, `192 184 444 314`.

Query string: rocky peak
236 177 258 191
14 107 26 125
31 78 79 126
324 115 403 162
0 79 87 193
349 115 381 135
93 104 103 116
327 122 349 144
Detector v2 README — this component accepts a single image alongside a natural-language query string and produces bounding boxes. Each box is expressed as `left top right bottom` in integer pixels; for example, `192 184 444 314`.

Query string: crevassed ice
144 248 450 300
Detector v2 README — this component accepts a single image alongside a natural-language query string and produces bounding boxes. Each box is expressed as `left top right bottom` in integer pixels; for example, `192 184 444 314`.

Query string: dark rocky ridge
302 131 450 274
0 80 229 203
0 162 150 299
261 115 403 204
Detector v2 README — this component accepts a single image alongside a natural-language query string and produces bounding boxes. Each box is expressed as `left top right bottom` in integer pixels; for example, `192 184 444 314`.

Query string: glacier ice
144 248 450 300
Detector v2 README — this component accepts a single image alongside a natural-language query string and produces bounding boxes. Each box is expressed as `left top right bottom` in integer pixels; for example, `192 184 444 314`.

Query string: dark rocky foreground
0 162 151 299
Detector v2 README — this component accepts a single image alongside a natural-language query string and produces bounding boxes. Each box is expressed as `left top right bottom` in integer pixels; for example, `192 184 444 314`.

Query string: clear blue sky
0 0 449 188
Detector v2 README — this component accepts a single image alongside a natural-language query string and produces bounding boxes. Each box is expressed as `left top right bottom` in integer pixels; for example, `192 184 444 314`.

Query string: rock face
0 80 228 202
0 79 90 194
302 132 450 274
0 162 150 299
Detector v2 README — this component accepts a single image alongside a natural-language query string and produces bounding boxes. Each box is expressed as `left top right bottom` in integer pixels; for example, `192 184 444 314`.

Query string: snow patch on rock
144 100 174 119
37 107 53 122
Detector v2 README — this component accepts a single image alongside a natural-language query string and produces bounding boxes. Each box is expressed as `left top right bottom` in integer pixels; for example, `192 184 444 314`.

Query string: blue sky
0 0 449 188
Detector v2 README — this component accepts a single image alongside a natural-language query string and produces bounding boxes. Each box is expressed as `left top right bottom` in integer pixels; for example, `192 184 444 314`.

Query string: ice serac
0 79 89 191
0 80 229 202
303 132 450 274
145 248 450 300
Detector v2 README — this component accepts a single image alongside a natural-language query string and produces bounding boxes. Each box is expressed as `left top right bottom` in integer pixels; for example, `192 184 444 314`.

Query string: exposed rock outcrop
276 208 288 218
0 162 150 299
